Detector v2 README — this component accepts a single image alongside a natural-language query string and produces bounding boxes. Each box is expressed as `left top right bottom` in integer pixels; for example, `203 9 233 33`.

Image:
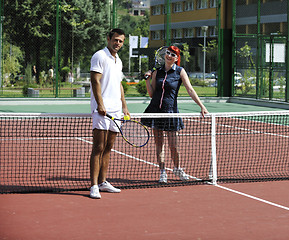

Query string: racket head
120 120 150 148
144 46 168 80
154 46 168 69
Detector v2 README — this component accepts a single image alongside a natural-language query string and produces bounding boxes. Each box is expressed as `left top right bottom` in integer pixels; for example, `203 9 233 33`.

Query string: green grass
124 84 217 97
0 84 218 98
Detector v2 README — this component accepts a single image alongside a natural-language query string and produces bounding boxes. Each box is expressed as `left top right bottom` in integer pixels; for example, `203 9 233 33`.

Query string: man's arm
90 71 106 116
120 82 130 117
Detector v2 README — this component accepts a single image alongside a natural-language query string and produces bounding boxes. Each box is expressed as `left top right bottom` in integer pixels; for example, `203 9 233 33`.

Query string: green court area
0 97 287 114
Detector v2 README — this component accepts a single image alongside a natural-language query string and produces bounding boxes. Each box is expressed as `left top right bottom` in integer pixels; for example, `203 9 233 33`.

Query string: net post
210 114 217 185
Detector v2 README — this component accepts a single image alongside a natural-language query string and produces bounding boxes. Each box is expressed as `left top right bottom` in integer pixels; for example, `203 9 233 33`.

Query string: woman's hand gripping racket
144 46 168 80
106 114 150 148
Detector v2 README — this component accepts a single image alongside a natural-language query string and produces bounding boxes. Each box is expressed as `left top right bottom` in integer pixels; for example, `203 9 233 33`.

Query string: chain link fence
233 0 288 101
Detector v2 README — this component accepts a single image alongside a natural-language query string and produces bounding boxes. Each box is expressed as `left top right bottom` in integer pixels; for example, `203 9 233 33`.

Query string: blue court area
0 97 287 114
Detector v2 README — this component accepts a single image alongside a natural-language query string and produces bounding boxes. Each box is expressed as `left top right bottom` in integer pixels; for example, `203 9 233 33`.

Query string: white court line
212 183 289 211
188 118 289 138
77 137 202 181
78 137 289 211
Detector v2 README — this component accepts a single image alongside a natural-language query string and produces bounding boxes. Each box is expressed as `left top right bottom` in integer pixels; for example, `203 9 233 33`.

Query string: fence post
285 1 289 102
55 0 60 97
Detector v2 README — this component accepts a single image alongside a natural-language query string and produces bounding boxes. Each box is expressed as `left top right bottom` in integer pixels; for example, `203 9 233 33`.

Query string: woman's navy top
142 64 184 131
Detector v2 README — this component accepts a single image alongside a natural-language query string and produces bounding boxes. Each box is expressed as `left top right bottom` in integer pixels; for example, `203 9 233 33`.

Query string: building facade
132 0 150 16
148 0 287 75
149 0 218 73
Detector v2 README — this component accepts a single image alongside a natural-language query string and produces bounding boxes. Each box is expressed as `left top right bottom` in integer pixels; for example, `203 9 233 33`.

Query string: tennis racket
144 46 168 80
106 114 150 148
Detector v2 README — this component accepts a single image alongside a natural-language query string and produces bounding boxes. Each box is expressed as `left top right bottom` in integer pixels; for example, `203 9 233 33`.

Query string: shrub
61 66 70 82
136 80 147 96
190 78 208 87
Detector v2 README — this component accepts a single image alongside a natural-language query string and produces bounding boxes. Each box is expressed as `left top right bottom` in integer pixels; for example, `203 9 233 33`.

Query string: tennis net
0 111 288 193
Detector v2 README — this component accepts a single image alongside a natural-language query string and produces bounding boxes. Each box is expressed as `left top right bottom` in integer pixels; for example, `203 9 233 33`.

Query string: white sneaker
90 185 101 199
98 181 121 193
173 168 190 181
159 171 167 183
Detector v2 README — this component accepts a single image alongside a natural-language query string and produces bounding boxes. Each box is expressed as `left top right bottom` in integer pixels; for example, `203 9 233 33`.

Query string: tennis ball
124 115 130 120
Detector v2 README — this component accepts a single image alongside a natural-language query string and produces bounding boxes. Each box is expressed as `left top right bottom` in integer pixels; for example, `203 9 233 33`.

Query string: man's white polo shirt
90 47 123 113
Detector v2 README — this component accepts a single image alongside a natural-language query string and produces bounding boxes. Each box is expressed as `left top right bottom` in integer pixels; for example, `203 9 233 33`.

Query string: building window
184 28 194 38
173 2 183 13
173 29 183 39
152 5 161 15
210 0 217 8
209 26 217 37
163 5 167 14
197 0 208 9
185 0 194 11
196 27 204 37
152 31 161 40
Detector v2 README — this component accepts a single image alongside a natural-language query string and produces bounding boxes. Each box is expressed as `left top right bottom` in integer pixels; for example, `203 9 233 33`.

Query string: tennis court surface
1 99 289 239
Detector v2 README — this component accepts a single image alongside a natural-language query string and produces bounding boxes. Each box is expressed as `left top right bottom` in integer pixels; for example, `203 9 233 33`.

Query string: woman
142 46 209 183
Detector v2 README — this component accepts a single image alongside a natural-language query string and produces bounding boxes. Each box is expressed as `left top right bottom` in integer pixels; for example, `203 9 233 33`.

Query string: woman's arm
145 70 157 98
180 69 209 117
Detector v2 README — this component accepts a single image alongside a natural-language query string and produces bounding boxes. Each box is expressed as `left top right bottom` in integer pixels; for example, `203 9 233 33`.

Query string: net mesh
120 120 149 147
0 111 289 193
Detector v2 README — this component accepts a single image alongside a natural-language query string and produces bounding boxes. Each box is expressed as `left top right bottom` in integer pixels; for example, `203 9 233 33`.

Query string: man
89 29 130 199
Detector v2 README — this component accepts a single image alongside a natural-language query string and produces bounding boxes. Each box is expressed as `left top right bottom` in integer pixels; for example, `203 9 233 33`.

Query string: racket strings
120 121 149 147
155 47 167 68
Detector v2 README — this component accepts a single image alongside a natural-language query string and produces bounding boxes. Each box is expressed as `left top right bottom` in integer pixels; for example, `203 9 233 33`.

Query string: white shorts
92 111 121 132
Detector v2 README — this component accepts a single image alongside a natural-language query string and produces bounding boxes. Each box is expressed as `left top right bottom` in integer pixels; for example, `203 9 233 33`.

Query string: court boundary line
212 183 289 211
78 137 289 211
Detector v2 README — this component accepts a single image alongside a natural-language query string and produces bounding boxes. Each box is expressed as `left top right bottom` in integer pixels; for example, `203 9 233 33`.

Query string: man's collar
104 47 119 59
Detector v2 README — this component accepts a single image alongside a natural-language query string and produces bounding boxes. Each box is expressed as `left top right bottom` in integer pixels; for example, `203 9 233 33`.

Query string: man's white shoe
98 181 121 193
90 185 101 199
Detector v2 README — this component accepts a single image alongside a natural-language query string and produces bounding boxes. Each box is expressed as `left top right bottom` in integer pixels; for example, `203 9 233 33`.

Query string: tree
60 0 109 74
3 40 23 86
3 0 149 86
4 0 55 83
199 39 217 73
4 0 110 82
117 9 150 73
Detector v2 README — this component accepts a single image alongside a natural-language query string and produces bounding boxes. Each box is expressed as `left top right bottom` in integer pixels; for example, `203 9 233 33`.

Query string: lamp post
201 26 208 82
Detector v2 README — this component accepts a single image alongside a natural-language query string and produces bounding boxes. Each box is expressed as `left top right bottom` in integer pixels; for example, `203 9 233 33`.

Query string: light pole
201 26 208 82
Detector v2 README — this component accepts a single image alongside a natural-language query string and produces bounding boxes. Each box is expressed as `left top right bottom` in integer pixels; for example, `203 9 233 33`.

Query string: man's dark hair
108 28 125 39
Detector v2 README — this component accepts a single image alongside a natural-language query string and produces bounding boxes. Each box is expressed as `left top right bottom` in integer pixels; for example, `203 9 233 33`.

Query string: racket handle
144 69 155 80
106 113 113 119
144 75 150 80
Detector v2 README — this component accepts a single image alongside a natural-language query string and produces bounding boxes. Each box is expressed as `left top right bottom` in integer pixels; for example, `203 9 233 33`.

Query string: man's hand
97 104 106 116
